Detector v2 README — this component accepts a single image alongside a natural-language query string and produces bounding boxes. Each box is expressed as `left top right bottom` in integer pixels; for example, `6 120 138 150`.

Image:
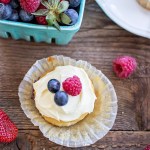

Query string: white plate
96 0 150 38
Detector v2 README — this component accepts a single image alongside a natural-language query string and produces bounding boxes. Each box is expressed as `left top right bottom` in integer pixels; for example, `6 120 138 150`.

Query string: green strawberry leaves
48 0 60 8
32 9 49 16
57 1 69 13
32 0 69 30
60 13 71 25
46 12 60 30
41 0 51 9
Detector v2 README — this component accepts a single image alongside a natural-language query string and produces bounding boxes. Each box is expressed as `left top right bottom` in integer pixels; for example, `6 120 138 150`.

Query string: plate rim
96 0 150 39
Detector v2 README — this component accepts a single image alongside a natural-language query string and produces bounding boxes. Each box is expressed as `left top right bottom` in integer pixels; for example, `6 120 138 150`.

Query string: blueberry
10 0 19 9
69 0 81 8
0 4 12 20
54 91 68 106
8 10 19 21
19 9 34 22
0 3 5 19
62 9 78 25
47 79 60 93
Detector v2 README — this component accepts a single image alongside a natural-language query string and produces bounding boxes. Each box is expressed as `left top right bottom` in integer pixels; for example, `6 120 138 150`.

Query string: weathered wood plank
134 78 150 130
0 131 149 150
83 1 120 29
0 37 149 79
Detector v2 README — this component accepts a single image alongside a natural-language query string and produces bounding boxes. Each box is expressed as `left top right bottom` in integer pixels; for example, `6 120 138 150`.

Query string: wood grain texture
134 78 150 130
0 1 150 149
0 131 150 150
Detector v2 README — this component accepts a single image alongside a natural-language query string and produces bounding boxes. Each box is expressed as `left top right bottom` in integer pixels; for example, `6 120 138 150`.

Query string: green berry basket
0 0 85 45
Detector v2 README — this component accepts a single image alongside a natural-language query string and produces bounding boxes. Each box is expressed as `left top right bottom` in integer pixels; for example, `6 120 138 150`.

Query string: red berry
144 145 150 150
36 16 47 25
113 56 137 79
0 0 10 4
0 109 18 143
62 76 82 96
35 4 47 25
20 0 40 13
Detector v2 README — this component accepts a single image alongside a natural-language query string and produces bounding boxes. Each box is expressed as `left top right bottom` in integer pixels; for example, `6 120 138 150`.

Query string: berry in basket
0 0 81 30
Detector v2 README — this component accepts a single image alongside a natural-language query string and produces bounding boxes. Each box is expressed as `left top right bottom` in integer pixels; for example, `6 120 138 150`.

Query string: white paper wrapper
138 0 150 9
18 55 118 147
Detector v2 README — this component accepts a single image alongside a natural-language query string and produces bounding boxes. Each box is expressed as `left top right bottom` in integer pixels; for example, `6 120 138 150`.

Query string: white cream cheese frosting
33 65 97 122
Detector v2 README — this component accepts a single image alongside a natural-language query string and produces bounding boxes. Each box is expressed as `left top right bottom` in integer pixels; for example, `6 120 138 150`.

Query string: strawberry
0 109 18 143
35 4 47 25
36 16 47 25
20 0 40 13
33 0 69 30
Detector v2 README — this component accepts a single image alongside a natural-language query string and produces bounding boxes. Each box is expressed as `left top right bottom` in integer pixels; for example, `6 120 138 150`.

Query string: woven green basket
0 0 85 45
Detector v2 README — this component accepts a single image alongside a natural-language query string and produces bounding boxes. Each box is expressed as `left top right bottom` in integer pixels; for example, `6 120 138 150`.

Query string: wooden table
0 0 150 149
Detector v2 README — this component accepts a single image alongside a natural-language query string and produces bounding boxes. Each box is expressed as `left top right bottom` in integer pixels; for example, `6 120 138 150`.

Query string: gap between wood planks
0 131 149 150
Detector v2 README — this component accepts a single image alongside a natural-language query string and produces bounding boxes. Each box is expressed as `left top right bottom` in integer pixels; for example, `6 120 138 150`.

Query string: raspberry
144 145 150 150
20 0 40 13
113 56 137 79
0 0 10 4
62 76 82 96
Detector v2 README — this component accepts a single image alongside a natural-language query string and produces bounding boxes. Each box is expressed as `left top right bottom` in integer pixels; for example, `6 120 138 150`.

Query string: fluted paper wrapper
18 55 118 147
138 0 150 9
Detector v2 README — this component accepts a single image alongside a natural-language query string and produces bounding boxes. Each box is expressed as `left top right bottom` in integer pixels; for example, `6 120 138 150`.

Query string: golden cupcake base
43 113 88 127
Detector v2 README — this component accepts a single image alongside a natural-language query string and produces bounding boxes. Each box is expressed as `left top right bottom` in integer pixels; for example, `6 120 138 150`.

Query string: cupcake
19 55 117 147
33 65 97 127
138 0 150 10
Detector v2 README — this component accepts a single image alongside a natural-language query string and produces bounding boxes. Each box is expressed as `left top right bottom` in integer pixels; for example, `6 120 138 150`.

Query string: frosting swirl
33 66 97 122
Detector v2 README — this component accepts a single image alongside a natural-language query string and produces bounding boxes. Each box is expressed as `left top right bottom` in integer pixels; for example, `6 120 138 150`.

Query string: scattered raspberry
20 0 40 13
113 56 137 79
0 0 10 4
0 109 18 143
63 76 82 96
144 145 150 150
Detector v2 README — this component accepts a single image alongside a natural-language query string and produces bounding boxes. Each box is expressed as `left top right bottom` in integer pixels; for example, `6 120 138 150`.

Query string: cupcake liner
18 55 118 147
